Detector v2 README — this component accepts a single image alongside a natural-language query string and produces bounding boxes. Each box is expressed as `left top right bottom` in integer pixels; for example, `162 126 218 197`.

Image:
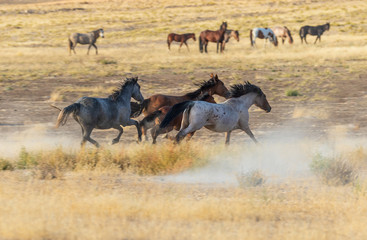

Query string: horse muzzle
266 107 271 113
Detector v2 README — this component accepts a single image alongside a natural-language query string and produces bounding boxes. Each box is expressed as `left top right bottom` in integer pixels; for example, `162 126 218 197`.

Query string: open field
1 0 367 239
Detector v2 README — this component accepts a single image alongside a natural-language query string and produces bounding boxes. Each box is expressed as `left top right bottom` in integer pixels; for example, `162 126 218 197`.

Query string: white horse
159 82 271 144
250 28 278 47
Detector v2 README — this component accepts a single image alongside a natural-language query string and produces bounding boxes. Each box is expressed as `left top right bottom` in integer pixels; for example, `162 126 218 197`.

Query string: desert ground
1 0 367 239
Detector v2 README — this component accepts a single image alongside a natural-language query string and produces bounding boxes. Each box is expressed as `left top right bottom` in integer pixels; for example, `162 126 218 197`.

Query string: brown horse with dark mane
131 74 230 141
199 22 228 53
167 33 196 51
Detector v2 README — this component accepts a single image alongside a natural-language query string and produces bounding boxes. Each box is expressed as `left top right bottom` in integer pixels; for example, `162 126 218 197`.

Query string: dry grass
2 0 367 239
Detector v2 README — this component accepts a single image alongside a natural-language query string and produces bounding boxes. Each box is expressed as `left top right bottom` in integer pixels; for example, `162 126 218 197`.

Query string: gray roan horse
68 28 104 55
159 82 271 144
55 77 144 147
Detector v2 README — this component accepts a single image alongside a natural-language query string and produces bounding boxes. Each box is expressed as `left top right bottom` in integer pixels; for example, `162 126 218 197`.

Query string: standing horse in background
159 82 271 144
272 26 293 44
299 23 330 44
167 33 196 51
132 74 230 141
68 28 104 55
222 29 240 51
199 22 227 53
250 28 278 47
55 77 144 147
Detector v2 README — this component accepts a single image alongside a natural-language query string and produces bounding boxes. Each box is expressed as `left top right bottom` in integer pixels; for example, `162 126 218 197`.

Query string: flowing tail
130 98 150 118
55 103 80 128
250 30 253 46
159 101 194 129
199 35 203 53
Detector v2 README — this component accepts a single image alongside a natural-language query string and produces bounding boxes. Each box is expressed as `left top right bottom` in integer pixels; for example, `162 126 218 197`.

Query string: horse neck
184 88 202 100
116 85 134 103
93 30 100 39
229 93 258 111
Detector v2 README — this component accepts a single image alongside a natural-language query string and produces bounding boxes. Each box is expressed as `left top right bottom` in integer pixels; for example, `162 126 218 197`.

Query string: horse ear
215 74 219 81
210 73 214 78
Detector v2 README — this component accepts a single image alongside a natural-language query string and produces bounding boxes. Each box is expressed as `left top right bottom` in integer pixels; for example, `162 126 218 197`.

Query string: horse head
99 29 104 38
325 23 330 31
249 82 271 113
131 77 144 103
220 22 228 31
210 73 230 99
192 33 196 41
271 33 278 46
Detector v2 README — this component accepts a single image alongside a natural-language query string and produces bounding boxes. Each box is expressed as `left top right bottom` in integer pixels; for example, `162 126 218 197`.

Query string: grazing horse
132 74 230 141
222 29 240 51
299 23 330 44
167 33 196 51
199 22 228 53
55 77 144 147
250 28 278 47
272 26 293 44
159 82 271 144
140 93 217 144
68 28 104 55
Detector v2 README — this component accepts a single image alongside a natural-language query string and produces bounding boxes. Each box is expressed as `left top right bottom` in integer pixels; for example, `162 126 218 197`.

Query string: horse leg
282 38 285 44
184 42 190 52
225 131 231 145
185 131 195 141
217 41 219 53
126 119 142 142
304 35 308 44
179 41 184 52
72 43 77 54
87 44 92 55
92 43 98 54
140 122 149 141
241 125 258 144
81 126 100 148
168 40 171 50
112 125 124 144
204 42 208 53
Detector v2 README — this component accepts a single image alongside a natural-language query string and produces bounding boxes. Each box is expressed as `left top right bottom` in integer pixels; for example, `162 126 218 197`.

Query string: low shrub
237 170 266 188
310 153 358 185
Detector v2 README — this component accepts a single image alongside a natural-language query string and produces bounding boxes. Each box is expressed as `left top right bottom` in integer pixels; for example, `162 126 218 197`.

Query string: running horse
199 22 228 53
222 29 240 51
68 28 104 55
299 23 330 44
140 92 217 144
250 28 278 47
159 82 271 144
55 77 144 147
167 33 196 51
272 26 293 44
131 74 230 141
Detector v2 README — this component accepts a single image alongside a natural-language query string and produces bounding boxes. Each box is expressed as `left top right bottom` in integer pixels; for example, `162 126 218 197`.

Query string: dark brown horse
199 22 228 53
167 33 196 51
299 23 330 44
141 93 216 144
68 29 104 55
132 74 230 141
272 26 293 44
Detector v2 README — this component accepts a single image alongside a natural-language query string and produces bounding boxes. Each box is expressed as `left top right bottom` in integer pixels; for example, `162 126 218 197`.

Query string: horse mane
229 82 263 98
185 77 218 99
109 77 138 101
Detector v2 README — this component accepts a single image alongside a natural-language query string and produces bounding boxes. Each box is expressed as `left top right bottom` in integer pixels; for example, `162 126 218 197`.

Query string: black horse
299 23 330 44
